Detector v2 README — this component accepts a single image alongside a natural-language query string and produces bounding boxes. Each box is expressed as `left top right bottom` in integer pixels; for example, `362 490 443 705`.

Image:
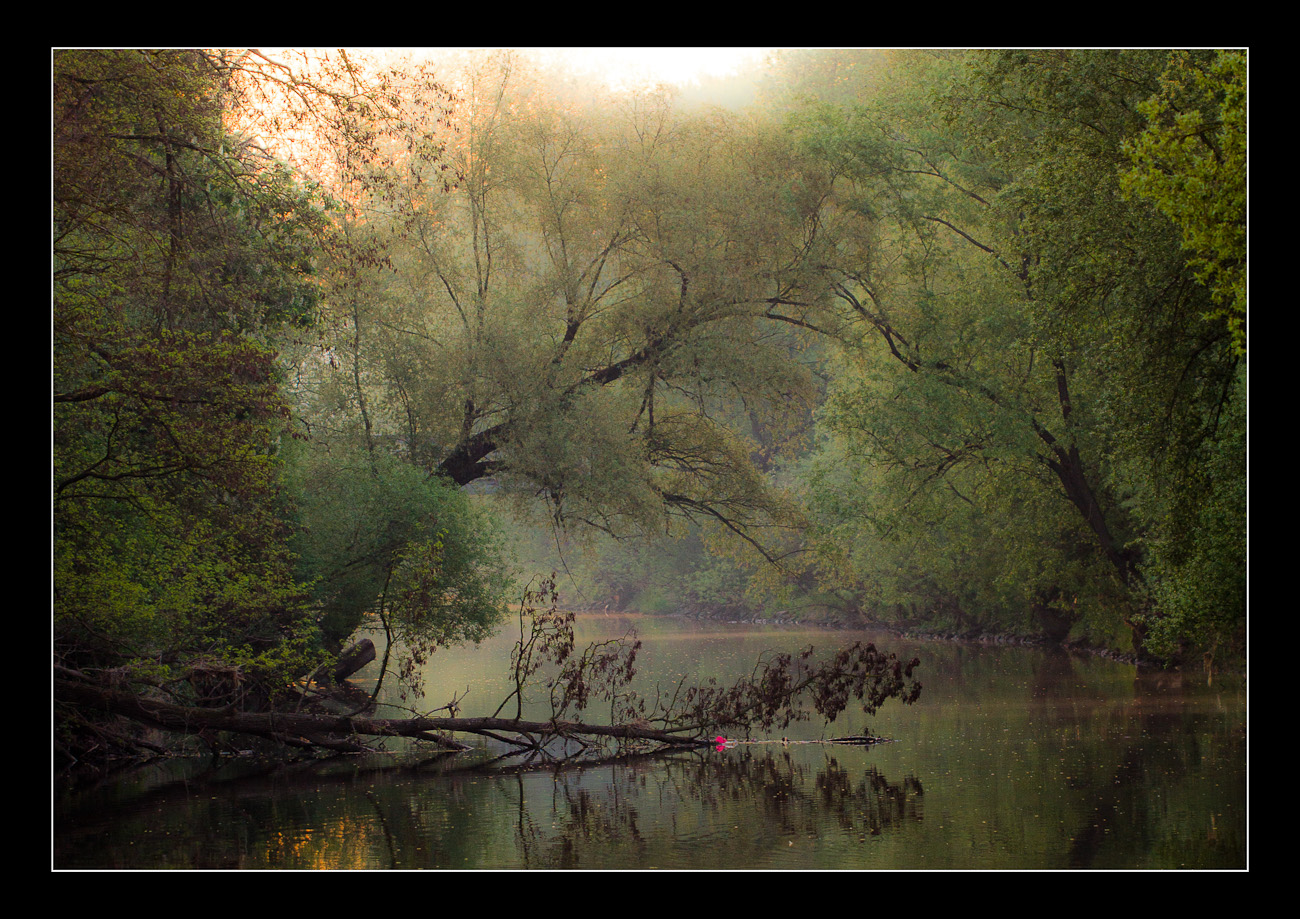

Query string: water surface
54 617 1246 869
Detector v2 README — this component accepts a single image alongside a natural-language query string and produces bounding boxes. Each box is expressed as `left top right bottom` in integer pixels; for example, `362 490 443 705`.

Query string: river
53 615 1246 869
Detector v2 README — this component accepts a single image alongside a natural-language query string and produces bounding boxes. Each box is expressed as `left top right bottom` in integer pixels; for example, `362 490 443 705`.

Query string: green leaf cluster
283 438 512 650
1122 51 1247 355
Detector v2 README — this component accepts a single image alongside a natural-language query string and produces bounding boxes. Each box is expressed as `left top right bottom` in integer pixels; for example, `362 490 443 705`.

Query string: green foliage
54 50 333 707
788 50 1245 662
53 51 328 335
1122 51 1247 355
284 438 512 649
55 47 1246 771
1136 363 1247 659
286 56 831 565
559 525 772 618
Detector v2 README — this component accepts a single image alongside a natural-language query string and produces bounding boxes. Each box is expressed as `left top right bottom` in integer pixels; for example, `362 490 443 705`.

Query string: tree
283 437 513 696
54 51 330 718
52 49 484 763
792 50 1245 661
290 54 836 568
55 50 924 768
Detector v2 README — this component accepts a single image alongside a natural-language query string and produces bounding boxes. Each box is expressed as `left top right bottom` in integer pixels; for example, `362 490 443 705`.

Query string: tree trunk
333 638 376 683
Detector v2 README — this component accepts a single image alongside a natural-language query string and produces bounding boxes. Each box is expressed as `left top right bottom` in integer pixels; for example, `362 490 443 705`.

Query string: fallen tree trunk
55 600 922 764
333 638 376 683
55 670 709 754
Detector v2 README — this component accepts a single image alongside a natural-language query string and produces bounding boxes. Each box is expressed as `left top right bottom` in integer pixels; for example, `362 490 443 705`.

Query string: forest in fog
54 49 1246 763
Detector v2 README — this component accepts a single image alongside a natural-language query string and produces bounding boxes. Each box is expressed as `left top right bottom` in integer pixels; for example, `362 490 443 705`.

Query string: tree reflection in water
513 748 923 869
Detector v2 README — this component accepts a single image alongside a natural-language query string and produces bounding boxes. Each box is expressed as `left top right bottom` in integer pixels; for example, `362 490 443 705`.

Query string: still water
54 616 1246 869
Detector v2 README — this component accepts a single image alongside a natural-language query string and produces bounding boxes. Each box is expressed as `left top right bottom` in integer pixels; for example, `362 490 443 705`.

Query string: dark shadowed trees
52 49 493 762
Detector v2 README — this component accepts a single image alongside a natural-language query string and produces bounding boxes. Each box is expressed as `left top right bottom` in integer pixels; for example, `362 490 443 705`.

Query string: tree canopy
53 48 1244 768
53 49 509 761
54 50 329 715
286 55 834 563
788 50 1245 660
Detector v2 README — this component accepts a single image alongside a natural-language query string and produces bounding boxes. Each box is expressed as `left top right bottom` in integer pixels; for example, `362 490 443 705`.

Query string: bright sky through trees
524 47 773 90
347 47 774 91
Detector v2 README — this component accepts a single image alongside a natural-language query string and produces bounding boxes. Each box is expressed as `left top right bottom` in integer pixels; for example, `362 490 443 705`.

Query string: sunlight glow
266 47 776 96
511 47 772 91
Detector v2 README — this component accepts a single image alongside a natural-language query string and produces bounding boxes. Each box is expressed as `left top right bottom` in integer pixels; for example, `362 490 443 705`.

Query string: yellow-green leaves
1122 50 1247 355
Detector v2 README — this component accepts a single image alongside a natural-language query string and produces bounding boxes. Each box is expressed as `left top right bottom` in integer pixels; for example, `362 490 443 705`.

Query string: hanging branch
54 577 921 762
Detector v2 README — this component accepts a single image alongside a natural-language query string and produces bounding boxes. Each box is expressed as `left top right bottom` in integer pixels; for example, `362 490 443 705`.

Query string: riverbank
570 601 1240 677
